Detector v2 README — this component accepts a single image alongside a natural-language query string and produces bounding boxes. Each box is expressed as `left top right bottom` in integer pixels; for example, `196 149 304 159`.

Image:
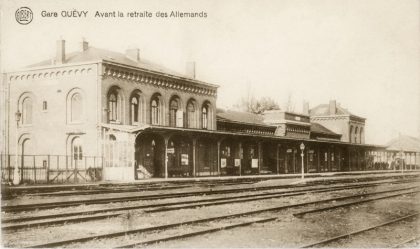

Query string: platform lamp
13 110 22 185
300 142 305 179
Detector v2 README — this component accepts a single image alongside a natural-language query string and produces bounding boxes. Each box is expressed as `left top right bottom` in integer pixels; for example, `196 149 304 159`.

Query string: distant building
309 100 365 143
2 39 391 184
385 135 420 169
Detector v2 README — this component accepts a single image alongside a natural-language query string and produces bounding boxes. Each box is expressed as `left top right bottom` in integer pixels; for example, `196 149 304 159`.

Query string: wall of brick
311 116 365 144
101 69 217 130
310 116 350 143
6 63 100 158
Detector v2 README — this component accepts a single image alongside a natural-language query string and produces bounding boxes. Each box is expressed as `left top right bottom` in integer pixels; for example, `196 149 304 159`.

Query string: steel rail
301 213 420 248
392 236 420 248
25 188 419 248
293 190 420 217
0 184 332 223
5 185 415 231
28 184 193 197
1 213 123 231
29 181 258 197
146 186 418 213
115 217 278 248
3 178 416 213
3 181 415 225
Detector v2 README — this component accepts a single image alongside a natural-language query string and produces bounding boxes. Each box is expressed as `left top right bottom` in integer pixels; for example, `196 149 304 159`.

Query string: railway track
393 236 420 248
115 217 279 248
27 184 194 197
3 177 417 213
3 174 417 201
293 189 420 217
27 180 259 197
4 180 408 222
3 185 417 231
145 186 418 213
21 186 419 248
1 183 366 224
301 213 420 248
3 179 262 198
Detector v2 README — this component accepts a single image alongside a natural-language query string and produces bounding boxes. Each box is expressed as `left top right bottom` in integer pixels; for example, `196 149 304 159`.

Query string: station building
2 39 414 184
384 135 420 170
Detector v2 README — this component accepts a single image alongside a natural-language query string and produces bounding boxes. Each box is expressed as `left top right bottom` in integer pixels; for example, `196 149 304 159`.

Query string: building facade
2 39 404 184
309 100 365 144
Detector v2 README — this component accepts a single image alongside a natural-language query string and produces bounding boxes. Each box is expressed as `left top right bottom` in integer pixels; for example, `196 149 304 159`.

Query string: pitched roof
310 104 352 116
28 47 190 79
216 110 269 126
386 135 420 152
310 122 340 137
310 103 365 120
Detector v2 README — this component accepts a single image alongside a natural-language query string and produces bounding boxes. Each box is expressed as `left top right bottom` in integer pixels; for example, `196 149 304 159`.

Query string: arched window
22 97 33 125
169 98 179 127
108 92 118 122
71 93 82 122
151 98 160 125
202 104 209 129
187 101 196 128
355 127 359 144
349 126 354 143
360 127 364 144
131 96 139 124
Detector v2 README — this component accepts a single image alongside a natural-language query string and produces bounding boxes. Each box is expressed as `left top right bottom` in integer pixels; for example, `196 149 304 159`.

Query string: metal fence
1 154 103 184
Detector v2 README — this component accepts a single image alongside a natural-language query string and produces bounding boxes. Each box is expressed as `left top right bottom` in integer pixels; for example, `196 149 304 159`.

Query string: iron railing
0 154 103 184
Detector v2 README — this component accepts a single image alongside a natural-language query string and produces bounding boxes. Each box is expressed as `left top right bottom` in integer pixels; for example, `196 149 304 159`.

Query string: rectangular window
42 101 47 110
79 146 83 160
73 146 78 160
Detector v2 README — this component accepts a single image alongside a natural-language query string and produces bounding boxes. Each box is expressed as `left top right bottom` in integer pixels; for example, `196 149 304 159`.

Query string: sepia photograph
1 0 419 248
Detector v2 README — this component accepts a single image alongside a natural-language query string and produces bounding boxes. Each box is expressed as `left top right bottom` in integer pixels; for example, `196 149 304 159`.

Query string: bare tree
233 90 280 114
284 93 295 112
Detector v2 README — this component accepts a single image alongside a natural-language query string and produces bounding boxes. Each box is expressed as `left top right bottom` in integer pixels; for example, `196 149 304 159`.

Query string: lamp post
13 110 22 185
300 142 305 179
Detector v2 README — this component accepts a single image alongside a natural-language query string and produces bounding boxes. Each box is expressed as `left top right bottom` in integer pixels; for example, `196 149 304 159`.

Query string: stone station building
2 39 412 184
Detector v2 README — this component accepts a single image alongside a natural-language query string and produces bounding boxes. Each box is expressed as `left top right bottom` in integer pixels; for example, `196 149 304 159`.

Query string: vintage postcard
1 0 419 248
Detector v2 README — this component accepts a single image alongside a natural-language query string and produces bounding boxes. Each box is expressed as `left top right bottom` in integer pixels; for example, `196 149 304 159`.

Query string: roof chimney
125 48 140 62
80 38 89 51
186 61 196 79
303 101 309 115
329 100 337 114
56 39 65 64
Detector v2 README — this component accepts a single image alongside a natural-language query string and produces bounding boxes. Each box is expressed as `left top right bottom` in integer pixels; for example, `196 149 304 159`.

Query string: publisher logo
16 7 33 25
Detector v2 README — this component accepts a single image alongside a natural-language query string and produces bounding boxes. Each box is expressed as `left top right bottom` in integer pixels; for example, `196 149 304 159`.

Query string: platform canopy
386 135 420 152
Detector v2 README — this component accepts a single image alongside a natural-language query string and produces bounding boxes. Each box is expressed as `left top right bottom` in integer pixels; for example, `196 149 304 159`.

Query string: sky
1 0 419 144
